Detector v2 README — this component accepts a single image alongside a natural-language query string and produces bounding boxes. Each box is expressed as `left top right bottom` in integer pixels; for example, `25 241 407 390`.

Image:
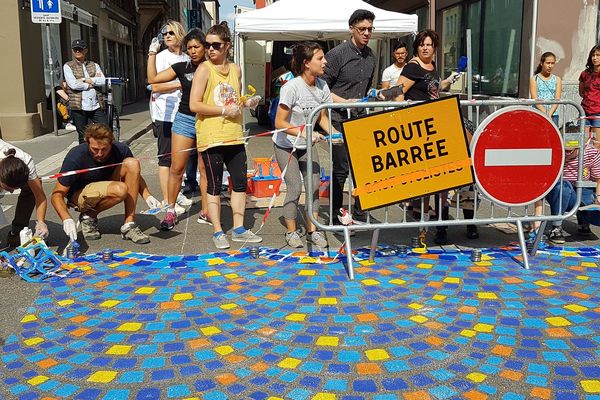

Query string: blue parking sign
31 0 62 24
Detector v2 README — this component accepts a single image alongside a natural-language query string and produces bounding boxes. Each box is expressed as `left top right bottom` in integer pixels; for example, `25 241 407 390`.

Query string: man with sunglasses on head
322 9 376 227
63 39 108 144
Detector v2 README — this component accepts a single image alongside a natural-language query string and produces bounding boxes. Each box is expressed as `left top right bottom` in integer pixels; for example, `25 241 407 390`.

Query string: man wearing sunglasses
63 39 108 143
322 9 376 227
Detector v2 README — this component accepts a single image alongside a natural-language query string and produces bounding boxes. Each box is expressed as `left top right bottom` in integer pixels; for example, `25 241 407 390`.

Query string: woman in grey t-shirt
273 41 337 249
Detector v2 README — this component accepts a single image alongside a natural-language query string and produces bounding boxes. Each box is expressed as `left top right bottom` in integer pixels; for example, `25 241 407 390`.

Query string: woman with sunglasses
190 22 261 249
148 28 211 231
147 21 192 214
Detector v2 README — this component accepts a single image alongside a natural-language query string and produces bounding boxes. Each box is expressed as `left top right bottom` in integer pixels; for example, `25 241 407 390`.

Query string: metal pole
466 29 472 121
46 23 58 135
530 0 539 78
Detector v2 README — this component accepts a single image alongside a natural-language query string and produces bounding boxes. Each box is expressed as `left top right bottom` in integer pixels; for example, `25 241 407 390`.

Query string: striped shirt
563 144 600 182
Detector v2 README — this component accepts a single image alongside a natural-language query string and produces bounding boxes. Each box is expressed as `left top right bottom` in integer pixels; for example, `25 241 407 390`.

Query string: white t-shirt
150 49 190 122
0 139 37 182
381 63 404 87
273 77 332 150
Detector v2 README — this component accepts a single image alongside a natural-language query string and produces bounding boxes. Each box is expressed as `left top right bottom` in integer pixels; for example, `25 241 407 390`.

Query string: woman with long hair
579 44 600 140
273 41 334 248
148 28 210 230
189 22 261 249
530 51 562 126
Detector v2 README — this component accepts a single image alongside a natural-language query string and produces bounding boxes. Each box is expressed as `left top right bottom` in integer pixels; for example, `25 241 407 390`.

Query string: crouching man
52 123 158 244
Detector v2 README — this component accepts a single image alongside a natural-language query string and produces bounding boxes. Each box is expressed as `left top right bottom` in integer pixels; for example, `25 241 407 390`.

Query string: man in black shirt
322 9 375 224
51 123 157 244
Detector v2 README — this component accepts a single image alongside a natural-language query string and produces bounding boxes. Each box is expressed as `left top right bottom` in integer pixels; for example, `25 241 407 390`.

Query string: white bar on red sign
484 148 552 166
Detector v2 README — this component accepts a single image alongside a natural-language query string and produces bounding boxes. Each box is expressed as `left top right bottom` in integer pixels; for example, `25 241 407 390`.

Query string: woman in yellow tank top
190 22 262 249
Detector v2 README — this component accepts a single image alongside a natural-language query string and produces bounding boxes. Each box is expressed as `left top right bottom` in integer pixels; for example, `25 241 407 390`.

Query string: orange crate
253 157 281 177
252 177 282 198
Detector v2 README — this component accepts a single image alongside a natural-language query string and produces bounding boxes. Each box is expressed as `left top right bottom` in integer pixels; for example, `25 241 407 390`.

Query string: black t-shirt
171 61 198 116
58 142 134 200
401 61 441 101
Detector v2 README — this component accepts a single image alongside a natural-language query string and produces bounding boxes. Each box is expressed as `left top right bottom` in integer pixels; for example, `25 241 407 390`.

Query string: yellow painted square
546 317 571 327
20 314 37 323
443 277 460 284
473 323 494 333
201 326 221 336
467 372 487 383
278 357 301 369
174 293 193 301
106 345 132 355
581 261 597 268
57 299 74 306
417 263 432 269
408 303 423 310
389 278 406 285
481 254 492 261
542 270 557 276
24 337 44 346
432 294 446 301
561 251 577 257
224 273 238 279
300 257 319 264
268 398 284 400
318 298 338 305
316 336 339 346
27 375 48 386
87 370 118 383
254 270 267 276
208 258 225 265
359 260 376 266
135 287 155 294
478 292 497 299
215 345 234 355
534 280 553 287
361 279 380 286
117 322 142 332
576 275 590 281
460 329 476 337
475 261 492 266
286 313 306 321
298 270 316 276
220 303 237 310
410 315 428 323
205 270 221 277
312 394 337 400
365 349 390 361
100 300 120 308
581 380 600 393
564 304 588 313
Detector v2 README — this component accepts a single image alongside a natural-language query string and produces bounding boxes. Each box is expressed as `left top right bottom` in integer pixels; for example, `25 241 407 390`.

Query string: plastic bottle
19 227 35 256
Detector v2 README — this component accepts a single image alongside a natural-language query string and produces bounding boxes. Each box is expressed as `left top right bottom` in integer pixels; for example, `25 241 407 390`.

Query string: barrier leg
369 228 380 263
516 220 530 270
344 228 355 280
528 220 547 257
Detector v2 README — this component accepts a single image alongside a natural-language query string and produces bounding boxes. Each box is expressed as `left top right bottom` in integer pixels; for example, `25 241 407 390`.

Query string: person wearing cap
63 39 108 143
322 9 376 227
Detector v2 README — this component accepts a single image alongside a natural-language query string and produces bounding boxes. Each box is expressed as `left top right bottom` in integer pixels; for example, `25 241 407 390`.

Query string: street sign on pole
471 106 564 206
31 0 62 24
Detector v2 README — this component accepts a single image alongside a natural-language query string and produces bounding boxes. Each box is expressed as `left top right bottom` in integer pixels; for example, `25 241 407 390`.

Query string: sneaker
197 210 212 225
308 231 328 248
213 232 230 249
434 228 448 245
176 192 193 207
65 122 76 131
231 228 263 243
578 223 593 236
163 200 186 216
548 227 566 245
80 215 101 240
160 210 177 231
121 223 150 244
285 231 303 248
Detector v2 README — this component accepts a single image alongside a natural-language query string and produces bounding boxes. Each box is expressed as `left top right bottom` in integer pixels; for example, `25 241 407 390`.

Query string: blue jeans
546 181 598 226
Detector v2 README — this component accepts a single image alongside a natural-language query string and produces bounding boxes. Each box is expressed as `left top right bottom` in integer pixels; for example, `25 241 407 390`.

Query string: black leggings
201 144 247 195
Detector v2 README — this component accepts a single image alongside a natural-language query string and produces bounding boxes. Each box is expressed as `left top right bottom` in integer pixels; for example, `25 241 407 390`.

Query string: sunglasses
206 42 224 50
72 48 85 52
160 27 176 37
353 26 375 34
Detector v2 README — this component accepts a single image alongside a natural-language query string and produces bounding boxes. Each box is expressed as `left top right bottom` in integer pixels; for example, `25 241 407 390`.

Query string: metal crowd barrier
305 98 587 279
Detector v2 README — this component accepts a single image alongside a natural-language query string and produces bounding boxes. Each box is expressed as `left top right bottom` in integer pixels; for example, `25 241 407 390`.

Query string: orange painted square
503 277 523 284
70 315 88 323
65 278 81 285
463 391 488 400
257 327 276 336
378 269 393 275
354 267 372 274
458 306 477 314
250 362 269 372
530 387 551 399
424 321 443 330
267 279 284 286
114 270 132 277
230 308 245 316
422 254 439 260
492 344 513 356
546 328 572 337
215 373 238 385
425 336 444 346
500 369 522 381
395 264 408 270
537 288 557 296
120 258 138 265
569 266 584 271
357 362 382 374
37 358 58 368
403 391 432 400
470 266 489 273
228 262 241 267
428 281 443 288
95 281 110 288
227 284 243 291
571 291 590 299
160 301 180 309
265 294 281 300
187 338 210 349
263 260 277 266
245 296 258 302
357 313 378 322
41 397 59 400
71 328 90 337
225 354 246 363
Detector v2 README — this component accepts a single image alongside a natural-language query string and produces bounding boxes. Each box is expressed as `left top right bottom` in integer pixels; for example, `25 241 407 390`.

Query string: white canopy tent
234 0 418 41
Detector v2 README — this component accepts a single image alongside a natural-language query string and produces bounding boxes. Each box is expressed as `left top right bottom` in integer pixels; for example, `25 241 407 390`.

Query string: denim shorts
172 112 197 139
585 113 600 128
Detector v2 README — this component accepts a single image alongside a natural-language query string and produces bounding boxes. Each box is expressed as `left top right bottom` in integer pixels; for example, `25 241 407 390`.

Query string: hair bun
3 148 16 158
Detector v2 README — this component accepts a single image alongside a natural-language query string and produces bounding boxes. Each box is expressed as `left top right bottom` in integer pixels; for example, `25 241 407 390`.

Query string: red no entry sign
471 106 564 206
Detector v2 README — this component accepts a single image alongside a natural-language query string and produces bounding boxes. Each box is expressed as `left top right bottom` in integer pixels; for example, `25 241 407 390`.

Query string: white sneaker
65 123 76 131
161 201 186 216
176 192 193 207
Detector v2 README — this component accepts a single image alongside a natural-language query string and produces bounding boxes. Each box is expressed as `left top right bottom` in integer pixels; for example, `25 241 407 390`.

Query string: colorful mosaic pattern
1 247 600 399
